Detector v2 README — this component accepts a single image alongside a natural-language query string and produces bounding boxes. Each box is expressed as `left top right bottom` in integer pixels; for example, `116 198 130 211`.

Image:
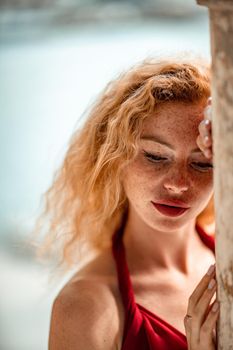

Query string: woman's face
122 101 213 232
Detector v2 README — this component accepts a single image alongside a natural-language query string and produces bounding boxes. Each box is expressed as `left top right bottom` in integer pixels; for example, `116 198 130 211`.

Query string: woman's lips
151 202 189 217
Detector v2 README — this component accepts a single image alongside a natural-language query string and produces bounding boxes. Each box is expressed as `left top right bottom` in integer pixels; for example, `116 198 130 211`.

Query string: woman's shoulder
49 249 124 350
59 248 120 306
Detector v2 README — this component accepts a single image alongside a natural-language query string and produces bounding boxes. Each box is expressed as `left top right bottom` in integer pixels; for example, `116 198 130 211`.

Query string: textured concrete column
197 1 233 349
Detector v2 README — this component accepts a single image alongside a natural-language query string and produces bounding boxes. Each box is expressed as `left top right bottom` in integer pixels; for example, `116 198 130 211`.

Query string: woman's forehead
155 100 204 117
143 101 205 129
140 102 205 149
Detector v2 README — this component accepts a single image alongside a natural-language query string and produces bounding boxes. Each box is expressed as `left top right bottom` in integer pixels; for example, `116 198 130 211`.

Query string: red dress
112 219 215 350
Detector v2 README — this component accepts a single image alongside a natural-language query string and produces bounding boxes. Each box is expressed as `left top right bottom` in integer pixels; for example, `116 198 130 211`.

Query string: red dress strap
195 223 215 254
111 211 137 312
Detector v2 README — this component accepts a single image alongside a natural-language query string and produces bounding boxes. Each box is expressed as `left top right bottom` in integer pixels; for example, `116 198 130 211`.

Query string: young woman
40 56 218 349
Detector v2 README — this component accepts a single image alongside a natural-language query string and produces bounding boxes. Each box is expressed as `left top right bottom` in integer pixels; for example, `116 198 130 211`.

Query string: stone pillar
197 0 233 348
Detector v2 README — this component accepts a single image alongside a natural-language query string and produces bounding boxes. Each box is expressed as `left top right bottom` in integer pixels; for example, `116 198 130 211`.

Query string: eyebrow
140 135 202 153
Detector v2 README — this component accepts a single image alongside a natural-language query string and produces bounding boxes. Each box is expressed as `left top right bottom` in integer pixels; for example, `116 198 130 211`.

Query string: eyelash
143 151 213 171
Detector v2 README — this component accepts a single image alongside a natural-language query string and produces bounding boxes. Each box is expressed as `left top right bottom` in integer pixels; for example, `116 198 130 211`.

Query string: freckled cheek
200 177 213 196
190 173 213 205
121 163 154 200
192 171 213 188
134 158 166 177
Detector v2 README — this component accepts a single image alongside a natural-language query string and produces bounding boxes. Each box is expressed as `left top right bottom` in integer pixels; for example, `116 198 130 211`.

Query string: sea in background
0 7 210 349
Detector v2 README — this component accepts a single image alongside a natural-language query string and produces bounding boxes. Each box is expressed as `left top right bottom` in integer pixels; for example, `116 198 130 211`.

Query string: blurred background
0 0 211 349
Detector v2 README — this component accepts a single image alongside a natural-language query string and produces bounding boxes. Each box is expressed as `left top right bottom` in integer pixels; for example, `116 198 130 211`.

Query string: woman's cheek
121 161 152 197
139 156 168 174
192 170 213 189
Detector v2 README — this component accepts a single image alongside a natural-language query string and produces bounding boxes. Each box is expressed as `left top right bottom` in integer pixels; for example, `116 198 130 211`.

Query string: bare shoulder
49 249 124 350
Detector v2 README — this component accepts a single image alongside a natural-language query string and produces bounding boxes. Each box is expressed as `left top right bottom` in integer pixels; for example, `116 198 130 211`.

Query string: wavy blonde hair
34 55 214 272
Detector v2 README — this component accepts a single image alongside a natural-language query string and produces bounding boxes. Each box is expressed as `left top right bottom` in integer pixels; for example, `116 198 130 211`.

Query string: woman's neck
122 209 200 277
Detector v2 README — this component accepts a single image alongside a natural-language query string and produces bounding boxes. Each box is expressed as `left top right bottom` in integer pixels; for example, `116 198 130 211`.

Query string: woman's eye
143 151 213 170
143 151 167 162
192 162 213 171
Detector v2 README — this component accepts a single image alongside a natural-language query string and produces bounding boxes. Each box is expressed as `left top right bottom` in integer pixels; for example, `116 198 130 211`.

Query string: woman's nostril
164 184 188 193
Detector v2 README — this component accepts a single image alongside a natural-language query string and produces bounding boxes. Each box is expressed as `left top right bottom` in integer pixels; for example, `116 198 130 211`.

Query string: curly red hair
33 55 214 273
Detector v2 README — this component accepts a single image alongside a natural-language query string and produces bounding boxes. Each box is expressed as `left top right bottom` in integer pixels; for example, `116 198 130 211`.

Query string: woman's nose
163 170 189 194
164 183 188 194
